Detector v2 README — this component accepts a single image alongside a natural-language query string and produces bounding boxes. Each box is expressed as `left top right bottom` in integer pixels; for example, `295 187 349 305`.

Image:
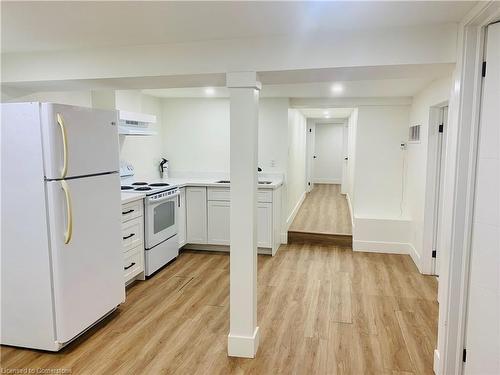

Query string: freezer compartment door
46 174 125 344
41 103 120 180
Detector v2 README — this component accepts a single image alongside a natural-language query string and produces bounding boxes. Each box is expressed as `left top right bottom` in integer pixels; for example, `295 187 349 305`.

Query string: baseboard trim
433 349 440 375
407 242 423 273
228 327 260 358
182 244 271 255
281 232 288 244
352 240 411 254
312 179 341 184
286 191 306 229
346 193 354 228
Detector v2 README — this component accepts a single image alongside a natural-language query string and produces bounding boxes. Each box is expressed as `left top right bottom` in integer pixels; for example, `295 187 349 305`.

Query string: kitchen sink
214 180 272 185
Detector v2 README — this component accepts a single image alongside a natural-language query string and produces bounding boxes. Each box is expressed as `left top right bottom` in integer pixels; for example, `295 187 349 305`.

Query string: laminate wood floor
1 245 438 375
289 184 352 235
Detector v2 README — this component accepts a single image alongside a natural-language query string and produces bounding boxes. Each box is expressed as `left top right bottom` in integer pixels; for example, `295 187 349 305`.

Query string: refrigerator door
40 103 119 180
46 173 125 345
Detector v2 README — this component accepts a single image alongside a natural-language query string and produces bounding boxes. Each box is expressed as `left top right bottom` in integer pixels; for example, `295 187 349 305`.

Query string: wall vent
409 125 421 143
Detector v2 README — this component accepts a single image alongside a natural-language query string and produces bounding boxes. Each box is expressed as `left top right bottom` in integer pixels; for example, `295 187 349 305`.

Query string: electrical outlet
270 160 276 167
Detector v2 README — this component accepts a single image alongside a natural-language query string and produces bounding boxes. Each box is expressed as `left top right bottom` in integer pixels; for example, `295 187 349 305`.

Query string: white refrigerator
1 103 125 351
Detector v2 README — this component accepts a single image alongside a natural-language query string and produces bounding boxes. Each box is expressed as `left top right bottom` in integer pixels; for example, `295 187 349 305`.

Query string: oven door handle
147 191 180 204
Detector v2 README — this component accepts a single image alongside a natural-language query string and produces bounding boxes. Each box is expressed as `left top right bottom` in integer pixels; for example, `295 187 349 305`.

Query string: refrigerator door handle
56 113 69 178
61 180 73 244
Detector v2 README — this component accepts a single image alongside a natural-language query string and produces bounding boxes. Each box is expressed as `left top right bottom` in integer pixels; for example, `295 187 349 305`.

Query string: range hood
118 110 157 136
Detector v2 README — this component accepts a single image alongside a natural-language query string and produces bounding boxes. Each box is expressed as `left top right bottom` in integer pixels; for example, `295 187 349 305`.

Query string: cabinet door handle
124 262 136 270
122 209 134 215
123 233 135 240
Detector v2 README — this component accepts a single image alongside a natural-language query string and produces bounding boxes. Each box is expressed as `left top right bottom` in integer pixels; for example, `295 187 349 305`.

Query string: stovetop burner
121 186 134 190
132 182 148 186
149 183 169 187
134 186 152 191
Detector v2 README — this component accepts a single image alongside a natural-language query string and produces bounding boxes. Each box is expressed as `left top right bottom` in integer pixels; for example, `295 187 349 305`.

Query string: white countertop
161 176 283 189
121 192 146 204
120 173 284 203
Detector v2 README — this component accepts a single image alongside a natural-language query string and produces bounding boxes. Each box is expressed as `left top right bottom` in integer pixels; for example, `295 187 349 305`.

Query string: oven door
145 193 179 249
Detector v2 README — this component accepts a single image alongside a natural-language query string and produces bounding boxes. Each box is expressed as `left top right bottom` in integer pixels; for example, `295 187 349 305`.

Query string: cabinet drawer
121 199 143 223
207 187 273 203
122 216 144 252
124 247 143 281
207 187 230 201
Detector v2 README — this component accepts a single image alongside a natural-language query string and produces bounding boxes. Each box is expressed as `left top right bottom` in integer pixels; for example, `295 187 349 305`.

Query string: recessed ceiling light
325 115 331 119
205 87 215 95
323 111 329 116
331 84 344 94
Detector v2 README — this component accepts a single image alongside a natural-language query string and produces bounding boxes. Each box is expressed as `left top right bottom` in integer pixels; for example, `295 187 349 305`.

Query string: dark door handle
344 157 349 161
313 156 317 159
124 262 136 270
123 233 135 240
122 209 134 215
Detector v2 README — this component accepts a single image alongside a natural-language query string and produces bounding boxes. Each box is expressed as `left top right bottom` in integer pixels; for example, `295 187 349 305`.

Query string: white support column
227 72 261 358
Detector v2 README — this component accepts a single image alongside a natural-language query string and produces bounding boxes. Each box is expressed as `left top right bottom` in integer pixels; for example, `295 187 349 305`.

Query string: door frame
421 103 448 276
435 3 500 375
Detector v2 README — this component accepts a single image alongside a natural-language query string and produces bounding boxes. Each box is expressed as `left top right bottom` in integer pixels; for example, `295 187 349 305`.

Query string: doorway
432 105 448 276
312 122 345 185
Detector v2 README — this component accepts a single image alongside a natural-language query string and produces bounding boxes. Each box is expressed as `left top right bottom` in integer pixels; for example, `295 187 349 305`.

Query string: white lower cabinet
177 187 186 248
121 199 145 285
183 185 282 255
257 202 272 248
207 200 230 245
186 187 208 244
205 188 274 249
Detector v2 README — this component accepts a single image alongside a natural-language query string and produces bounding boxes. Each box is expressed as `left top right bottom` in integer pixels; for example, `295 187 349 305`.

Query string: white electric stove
120 162 179 277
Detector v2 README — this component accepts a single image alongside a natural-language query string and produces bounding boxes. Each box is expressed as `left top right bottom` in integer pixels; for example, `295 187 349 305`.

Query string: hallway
289 184 352 236
1 244 438 374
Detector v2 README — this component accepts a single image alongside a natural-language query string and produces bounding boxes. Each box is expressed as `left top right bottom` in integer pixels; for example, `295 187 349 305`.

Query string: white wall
349 105 411 252
115 90 164 180
353 106 409 218
404 77 452 271
162 97 289 175
313 123 344 184
286 109 307 225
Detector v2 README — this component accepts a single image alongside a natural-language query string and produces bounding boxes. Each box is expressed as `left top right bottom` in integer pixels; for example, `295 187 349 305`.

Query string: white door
464 22 500 375
432 106 448 276
207 200 230 245
46 173 124 344
313 124 343 184
341 123 349 194
41 103 120 179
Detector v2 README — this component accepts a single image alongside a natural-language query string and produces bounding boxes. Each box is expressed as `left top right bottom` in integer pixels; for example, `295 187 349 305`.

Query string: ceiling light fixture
323 111 329 116
331 84 344 94
205 87 215 95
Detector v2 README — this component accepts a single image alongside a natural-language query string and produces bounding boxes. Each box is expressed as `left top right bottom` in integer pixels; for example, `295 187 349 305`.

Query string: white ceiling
143 78 435 98
300 108 353 120
2 1 477 53
142 63 455 98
